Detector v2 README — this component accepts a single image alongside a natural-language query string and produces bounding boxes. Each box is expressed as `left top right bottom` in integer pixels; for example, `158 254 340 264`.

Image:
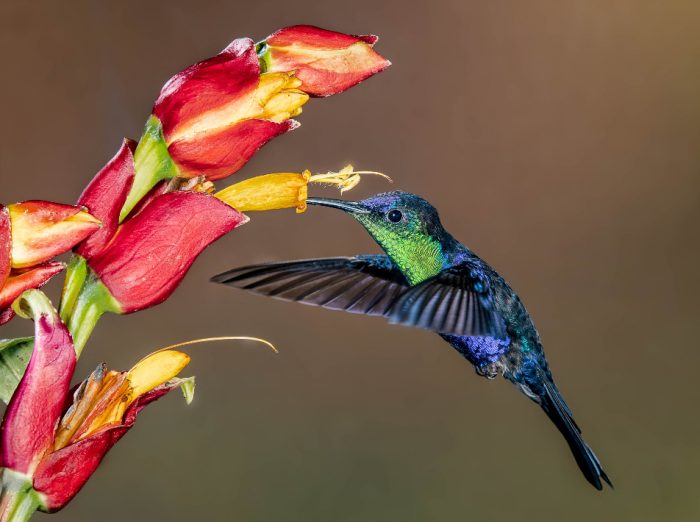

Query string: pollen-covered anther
309 164 392 194
256 72 309 122
53 364 107 450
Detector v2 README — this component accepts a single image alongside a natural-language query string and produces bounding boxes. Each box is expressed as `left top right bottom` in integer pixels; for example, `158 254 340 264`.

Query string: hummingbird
212 191 611 490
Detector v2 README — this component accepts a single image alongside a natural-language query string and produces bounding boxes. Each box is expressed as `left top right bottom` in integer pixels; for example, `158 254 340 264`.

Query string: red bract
0 210 9 285
7 201 100 269
0 200 99 324
153 38 305 181
166 117 297 181
63 142 248 355
0 263 65 325
71 139 246 314
75 139 136 259
260 25 391 97
0 292 75 476
88 191 247 313
32 382 181 511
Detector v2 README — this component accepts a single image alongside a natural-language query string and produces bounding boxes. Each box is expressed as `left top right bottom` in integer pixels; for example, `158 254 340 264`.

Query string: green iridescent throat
358 216 445 285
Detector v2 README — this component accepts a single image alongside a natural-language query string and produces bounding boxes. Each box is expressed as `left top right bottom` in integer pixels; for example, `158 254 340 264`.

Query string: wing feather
387 263 506 338
211 256 410 317
213 257 506 338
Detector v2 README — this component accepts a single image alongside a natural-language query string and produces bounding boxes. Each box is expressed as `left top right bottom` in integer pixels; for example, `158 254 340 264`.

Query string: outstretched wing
387 263 507 338
211 255 410 317
213 257 505 337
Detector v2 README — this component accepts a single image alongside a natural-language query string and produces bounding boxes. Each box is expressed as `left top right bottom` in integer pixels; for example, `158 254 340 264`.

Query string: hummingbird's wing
211 255 410 317
386 264 507 338
213 257 505 338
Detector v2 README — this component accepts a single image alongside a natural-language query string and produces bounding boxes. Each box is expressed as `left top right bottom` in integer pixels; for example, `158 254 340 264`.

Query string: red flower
259 25 391 97
88 190 247 313
0 201 99 324
152 38 307 181
65 141 247 353
75 139 137 260
75 139 246 313
119 27 389 217
0 290 192 512
0 263 64 325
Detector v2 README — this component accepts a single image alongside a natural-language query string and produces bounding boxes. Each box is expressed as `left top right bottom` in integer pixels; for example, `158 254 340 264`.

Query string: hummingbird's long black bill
306 197 370 214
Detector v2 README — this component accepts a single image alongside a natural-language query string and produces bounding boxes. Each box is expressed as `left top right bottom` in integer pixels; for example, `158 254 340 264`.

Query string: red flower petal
0 262 65 311
88 191 247 313
0 291 75 475
266 25 374 49
33 423 129 512
153 38 260 145
0 307 14 325
0 207 10 289
123 179 170 219
167 118 297 181
33 381 181 512
8 201 101 268
263 25 390 97
76 139 136 259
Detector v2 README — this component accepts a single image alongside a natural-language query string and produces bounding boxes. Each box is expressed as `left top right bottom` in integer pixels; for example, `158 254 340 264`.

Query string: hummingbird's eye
386 209 403 223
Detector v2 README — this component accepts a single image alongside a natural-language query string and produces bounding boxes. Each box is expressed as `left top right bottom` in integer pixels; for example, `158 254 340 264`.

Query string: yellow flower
53 349 191 450
215 165 391 213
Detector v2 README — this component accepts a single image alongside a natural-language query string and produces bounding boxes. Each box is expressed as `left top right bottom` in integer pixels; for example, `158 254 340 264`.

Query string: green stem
59 255 88 323
0 472 42 522
0 491 39 522
64 274 122 357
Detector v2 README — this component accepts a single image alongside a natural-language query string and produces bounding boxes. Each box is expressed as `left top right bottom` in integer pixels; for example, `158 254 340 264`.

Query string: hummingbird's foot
476 361 504 380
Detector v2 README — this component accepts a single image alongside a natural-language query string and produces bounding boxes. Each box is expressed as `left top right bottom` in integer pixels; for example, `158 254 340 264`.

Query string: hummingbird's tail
538 371 612 490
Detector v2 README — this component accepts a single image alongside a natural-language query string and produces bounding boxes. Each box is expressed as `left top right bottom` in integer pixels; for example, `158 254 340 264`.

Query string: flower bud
8 201 100 268
259 25 390 97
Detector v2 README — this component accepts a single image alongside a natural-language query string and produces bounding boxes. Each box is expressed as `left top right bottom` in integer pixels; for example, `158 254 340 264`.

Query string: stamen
135 336 278 365
309 165 392 194
54 364 108 450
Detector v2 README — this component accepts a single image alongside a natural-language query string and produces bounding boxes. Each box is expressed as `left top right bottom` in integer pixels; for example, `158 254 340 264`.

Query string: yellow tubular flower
215 165 391 213
127 350 191 402
53 349 191 449
216 171 311 212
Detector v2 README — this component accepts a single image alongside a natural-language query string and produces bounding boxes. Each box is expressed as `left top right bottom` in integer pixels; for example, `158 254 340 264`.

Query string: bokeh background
1 1 699 520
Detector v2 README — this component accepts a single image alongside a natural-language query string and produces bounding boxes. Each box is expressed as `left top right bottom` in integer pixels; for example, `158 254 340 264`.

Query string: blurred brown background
1 1 699 520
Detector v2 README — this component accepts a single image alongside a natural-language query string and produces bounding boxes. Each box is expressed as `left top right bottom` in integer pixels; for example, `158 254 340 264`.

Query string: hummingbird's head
307 191 451 283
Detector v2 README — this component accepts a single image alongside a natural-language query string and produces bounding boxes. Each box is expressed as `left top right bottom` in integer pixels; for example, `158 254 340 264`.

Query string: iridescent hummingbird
212 191 611 490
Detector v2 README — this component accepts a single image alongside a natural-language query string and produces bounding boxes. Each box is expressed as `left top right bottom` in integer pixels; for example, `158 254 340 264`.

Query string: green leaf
0 337 33 404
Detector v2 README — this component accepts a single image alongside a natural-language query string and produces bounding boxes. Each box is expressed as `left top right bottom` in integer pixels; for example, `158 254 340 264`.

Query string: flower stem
64 273 122 357
0 490 39 522
0 472 41 522
59 255 88 323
